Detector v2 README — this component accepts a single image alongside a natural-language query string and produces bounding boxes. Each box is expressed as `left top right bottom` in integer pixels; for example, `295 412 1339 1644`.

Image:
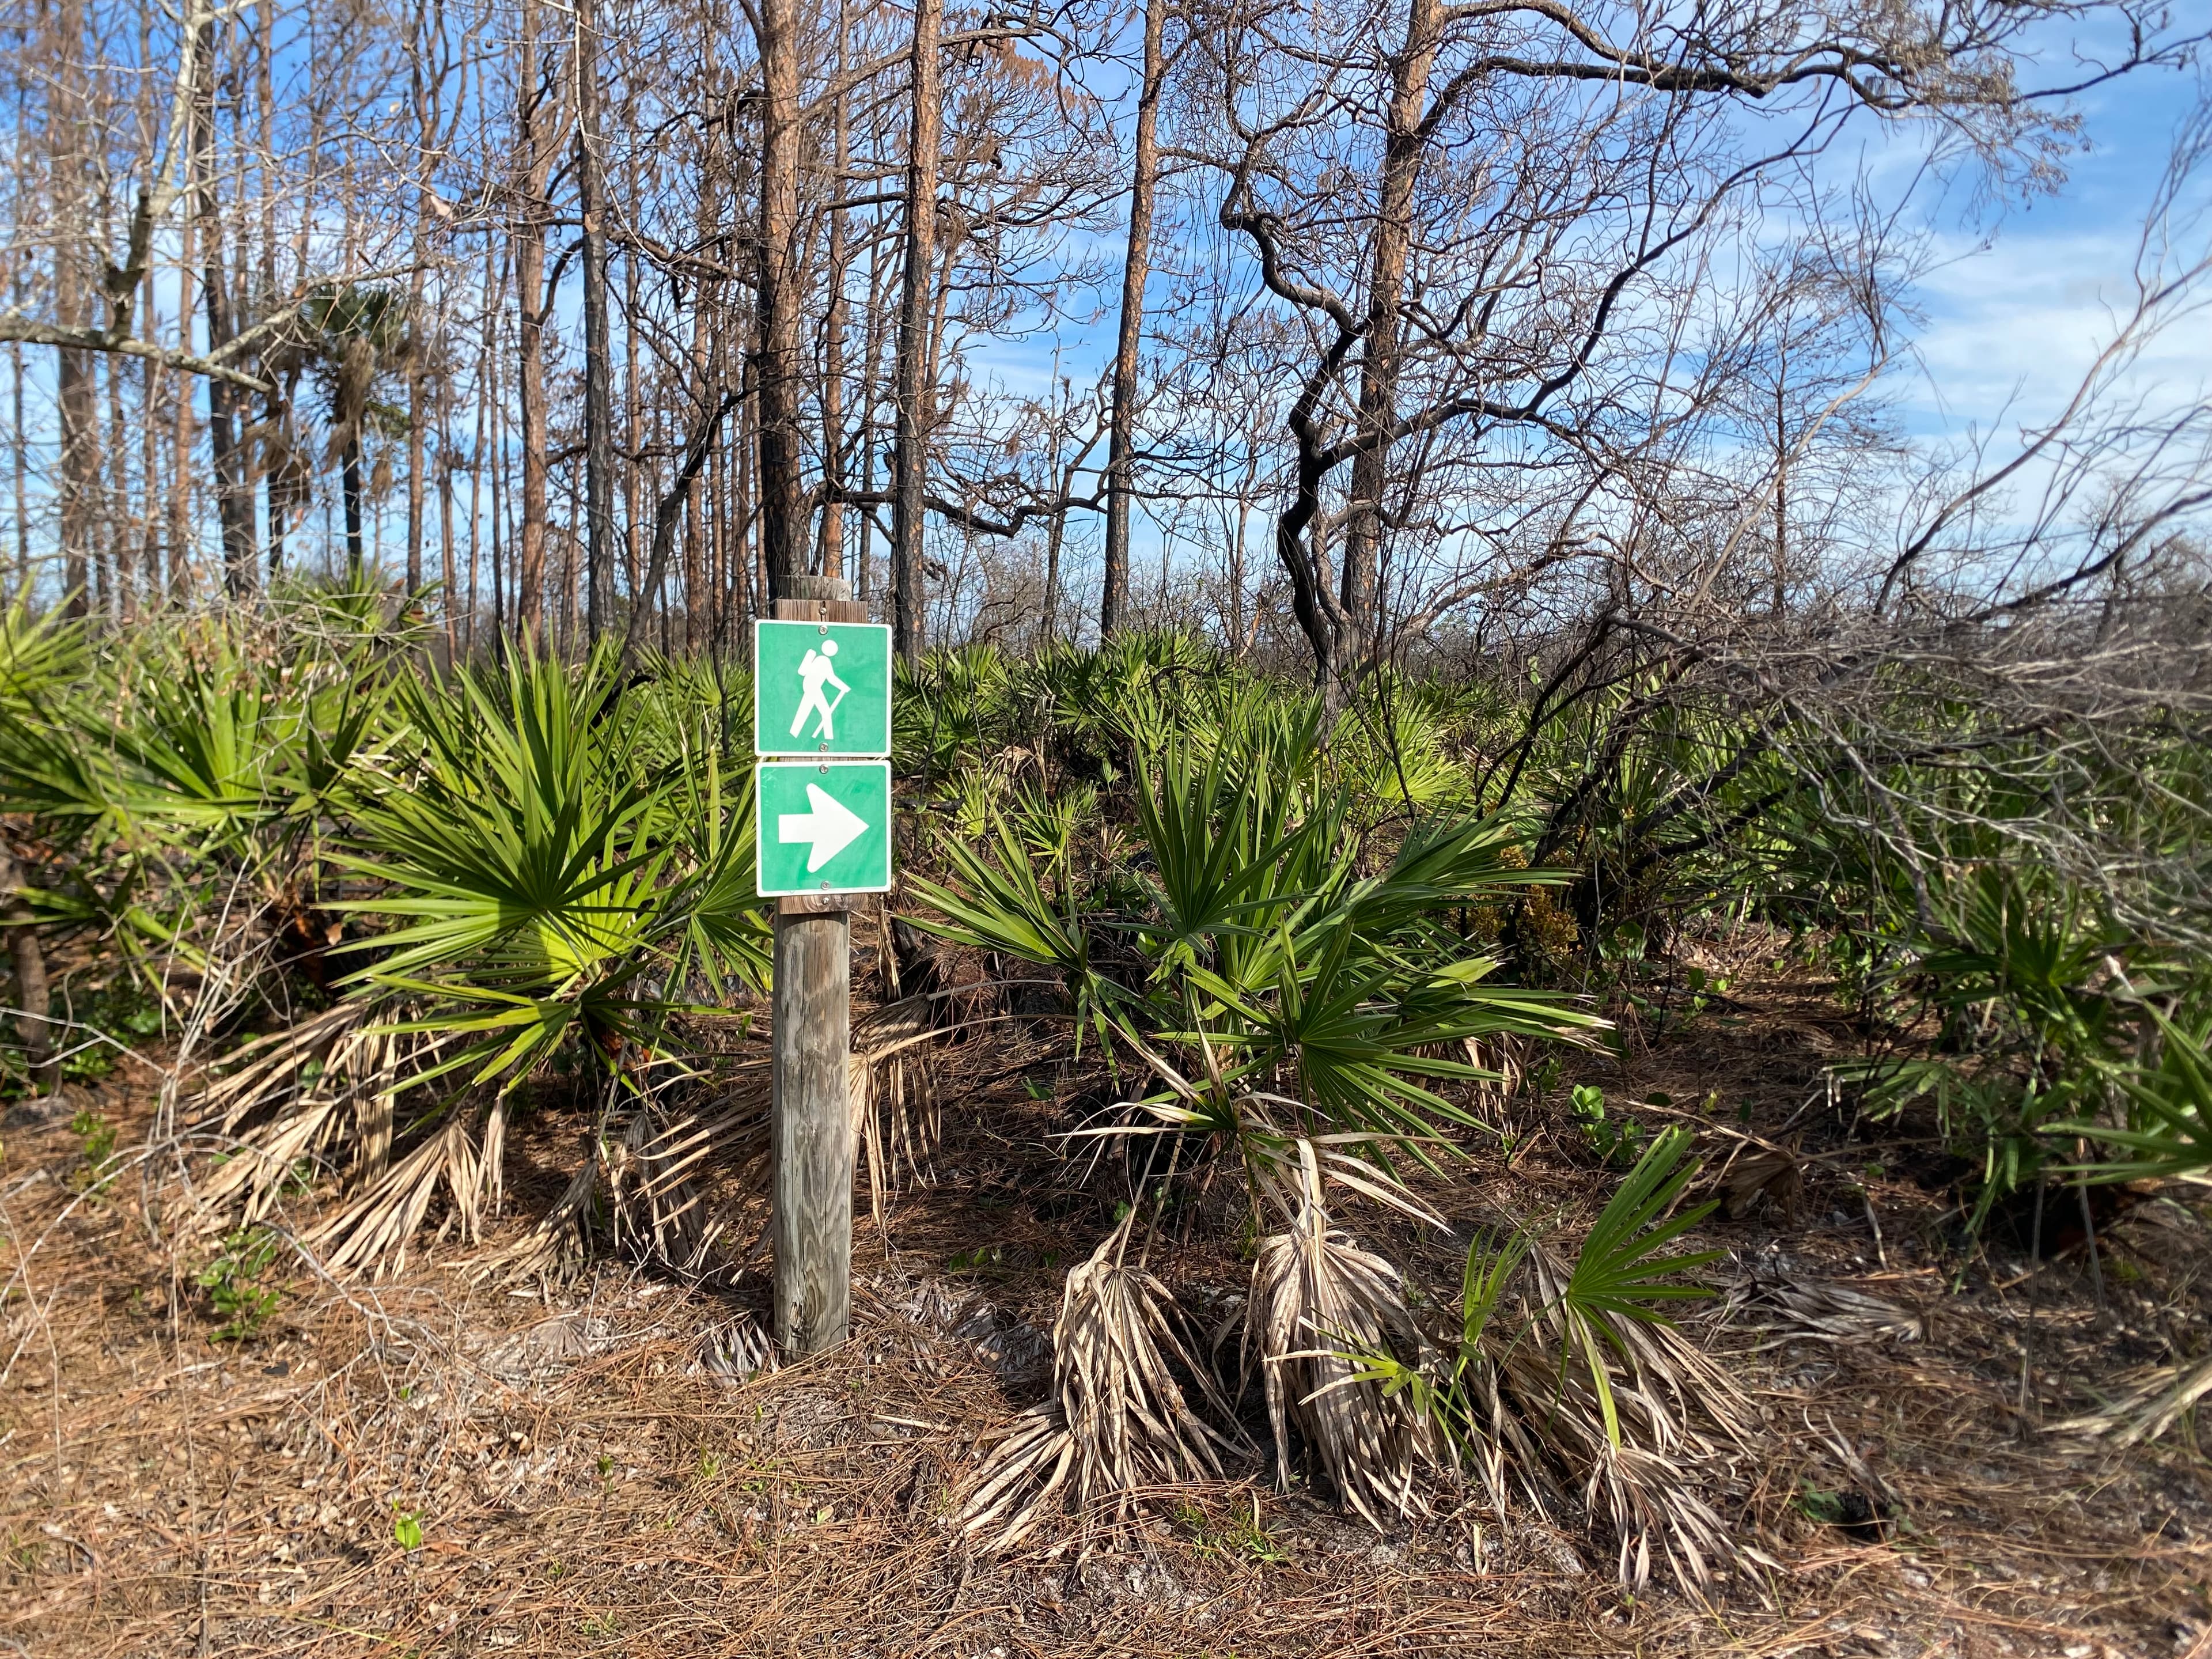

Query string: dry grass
3 945 2210 1657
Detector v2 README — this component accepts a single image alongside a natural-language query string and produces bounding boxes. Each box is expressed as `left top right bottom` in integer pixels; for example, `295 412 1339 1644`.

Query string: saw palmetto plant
1343 1127 1755 1588
928 721 1623 1543
338 642 769 1085
911 729 1602 1195
184 640 774 1273
0 590 405 1044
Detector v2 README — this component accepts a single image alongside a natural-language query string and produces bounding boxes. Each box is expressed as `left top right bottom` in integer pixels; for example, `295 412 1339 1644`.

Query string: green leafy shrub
1570 1083 1646 1168
194 1226 284 1340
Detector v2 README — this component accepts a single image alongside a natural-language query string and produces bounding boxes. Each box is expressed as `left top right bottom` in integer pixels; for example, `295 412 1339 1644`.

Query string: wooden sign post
761 574 883 1355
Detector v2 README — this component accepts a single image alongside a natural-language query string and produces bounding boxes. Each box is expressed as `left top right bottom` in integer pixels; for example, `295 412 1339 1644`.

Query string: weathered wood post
769 573 869 1353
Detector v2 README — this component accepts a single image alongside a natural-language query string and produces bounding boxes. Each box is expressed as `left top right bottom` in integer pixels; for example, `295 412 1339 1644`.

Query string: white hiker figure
790 638 850 742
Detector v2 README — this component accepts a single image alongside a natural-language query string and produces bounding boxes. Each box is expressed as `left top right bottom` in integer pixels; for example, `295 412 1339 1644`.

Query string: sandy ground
3 948 2208 1658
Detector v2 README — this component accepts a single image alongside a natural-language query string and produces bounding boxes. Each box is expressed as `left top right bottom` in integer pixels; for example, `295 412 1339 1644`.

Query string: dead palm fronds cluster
960 1207 1237 1550
310 1099 502 1278
605 1082 767 1275
850 990 951 1225
190 1002 464 1233
1722 1271 1927 1347
1302 1128 1760 1588
1249 1140 1434 1527
959 1129 1758 1587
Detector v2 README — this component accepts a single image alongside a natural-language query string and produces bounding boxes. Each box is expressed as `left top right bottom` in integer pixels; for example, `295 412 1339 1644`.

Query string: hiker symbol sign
752 619 892 757
752 617 893 898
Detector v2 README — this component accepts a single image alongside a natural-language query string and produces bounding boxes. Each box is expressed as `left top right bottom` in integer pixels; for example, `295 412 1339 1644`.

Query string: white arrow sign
778 783 870 873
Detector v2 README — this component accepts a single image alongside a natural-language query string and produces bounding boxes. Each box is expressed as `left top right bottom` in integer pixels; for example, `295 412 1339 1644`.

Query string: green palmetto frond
340 656 665 982
656 735 774 998
1183 928 1601 1173
1335 691 1468 812
2061 1012 2212 1184
1130 737 1317 965
904 809 1122 1054
1546 1127 1722 1446
335 641 767 1088
1333 812 1563 942
0 594 88 706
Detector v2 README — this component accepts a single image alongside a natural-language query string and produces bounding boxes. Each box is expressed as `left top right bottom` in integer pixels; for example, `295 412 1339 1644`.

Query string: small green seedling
946 1243 1005 1274
1571 1084 1646 1168
194 1226 283 1340
69 1109 119 1192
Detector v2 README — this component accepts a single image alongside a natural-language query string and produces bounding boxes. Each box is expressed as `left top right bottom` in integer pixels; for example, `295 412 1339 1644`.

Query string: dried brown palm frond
193 1002 373 1130
468 1154 598 1286
1581 1438 1739 1589
1702 1144 1804 1219
1720 1271 1926 1347
850 993 946 1226
192 1090 347 1225
959 1207 1236 1552
1461 1034 1528 1116
188 999 460 1232
2048 1353 2212 1448
1099 1075 1450 1236
1250 1140 1433 1527
1478 1322 1743 1589
606 1082 765 1278
306 1097 499 1279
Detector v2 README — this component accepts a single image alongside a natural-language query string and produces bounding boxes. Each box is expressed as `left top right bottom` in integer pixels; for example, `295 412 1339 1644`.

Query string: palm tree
299 285 413 581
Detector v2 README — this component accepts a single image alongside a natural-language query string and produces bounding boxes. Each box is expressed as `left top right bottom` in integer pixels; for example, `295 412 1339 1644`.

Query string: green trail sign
752 619 892 757
755 760 893 897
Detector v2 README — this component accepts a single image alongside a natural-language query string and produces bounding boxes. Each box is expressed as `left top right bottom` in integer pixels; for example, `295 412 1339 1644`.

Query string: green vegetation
2 589 2207 1586
194 1226 285 1339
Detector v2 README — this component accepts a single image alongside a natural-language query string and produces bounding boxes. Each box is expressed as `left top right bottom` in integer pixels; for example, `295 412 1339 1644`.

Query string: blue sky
982 32 2212 624
1885 61 2209 446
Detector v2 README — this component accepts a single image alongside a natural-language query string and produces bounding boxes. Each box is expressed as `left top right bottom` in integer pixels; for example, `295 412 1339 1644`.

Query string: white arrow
778 782 869 873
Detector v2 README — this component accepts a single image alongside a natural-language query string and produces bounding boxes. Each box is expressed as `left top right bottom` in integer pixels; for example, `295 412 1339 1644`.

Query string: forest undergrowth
1 588 2209 1657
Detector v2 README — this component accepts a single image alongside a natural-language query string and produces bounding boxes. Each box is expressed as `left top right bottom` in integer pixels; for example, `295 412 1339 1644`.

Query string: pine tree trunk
343 437 366 578
52 0 95 615
513 0 553 637
0 843 55 1098
193 16 257 596
819 5 851 584
577 0 616 642
891 0 943 665
1338 0 1441 685
1101 0 1168 639
755 0 807 594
